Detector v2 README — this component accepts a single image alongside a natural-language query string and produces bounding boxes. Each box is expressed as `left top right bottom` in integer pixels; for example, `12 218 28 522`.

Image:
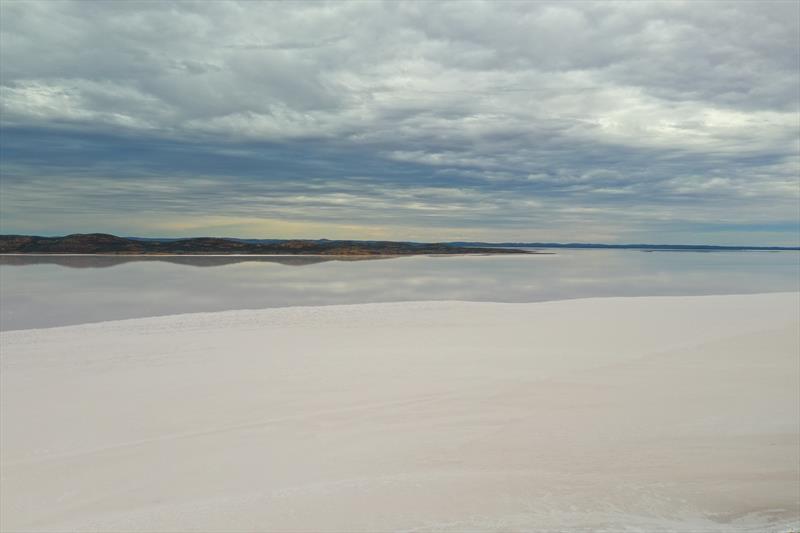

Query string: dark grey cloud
0 0 798 244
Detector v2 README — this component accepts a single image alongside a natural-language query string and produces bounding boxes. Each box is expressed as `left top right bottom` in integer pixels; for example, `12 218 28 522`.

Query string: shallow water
1 249 798 330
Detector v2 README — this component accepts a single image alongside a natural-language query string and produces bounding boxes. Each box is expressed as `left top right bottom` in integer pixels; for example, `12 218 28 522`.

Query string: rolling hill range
0 234 532 256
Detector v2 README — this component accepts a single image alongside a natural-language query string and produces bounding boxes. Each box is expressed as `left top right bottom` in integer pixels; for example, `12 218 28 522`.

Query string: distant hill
3 234 795 255
0 234 532 256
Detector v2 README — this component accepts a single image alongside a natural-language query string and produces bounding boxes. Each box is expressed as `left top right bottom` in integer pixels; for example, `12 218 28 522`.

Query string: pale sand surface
1 293 798 532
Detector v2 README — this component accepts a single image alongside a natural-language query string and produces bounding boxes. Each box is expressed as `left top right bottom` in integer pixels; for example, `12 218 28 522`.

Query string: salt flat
1 293 798 532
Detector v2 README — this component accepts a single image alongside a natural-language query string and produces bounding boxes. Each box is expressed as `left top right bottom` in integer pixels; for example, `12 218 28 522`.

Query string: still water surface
1 249 798 330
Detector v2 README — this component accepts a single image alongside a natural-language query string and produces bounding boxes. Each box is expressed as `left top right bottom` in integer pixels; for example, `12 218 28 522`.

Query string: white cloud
0 0 798 243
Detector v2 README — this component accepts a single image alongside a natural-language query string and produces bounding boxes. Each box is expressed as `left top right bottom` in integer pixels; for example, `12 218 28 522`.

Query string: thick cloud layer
1 1 798 243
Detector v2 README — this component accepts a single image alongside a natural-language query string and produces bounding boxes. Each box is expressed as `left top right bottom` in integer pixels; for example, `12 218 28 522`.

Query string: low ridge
0 234 532 256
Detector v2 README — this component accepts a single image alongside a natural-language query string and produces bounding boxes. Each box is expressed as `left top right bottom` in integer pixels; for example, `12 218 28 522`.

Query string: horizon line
2 233 799 250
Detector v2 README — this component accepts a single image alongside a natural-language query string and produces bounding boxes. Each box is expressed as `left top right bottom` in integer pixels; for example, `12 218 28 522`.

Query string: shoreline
2 291 796 333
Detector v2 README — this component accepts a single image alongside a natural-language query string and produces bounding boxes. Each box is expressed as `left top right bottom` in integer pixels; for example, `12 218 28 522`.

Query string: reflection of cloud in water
0 255 392 269
1 250 798 330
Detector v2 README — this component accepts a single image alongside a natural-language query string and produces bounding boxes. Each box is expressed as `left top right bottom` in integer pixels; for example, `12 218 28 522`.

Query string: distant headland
0 234 797 256
0 234 533 256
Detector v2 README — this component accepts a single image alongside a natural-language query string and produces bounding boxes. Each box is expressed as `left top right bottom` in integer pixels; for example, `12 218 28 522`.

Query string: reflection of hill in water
0 255 394 269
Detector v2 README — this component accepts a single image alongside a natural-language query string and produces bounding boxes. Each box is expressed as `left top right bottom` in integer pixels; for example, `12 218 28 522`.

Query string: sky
1 1 798 245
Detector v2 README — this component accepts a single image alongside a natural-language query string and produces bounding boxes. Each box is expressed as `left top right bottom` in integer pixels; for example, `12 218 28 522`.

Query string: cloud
0 0 798 244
